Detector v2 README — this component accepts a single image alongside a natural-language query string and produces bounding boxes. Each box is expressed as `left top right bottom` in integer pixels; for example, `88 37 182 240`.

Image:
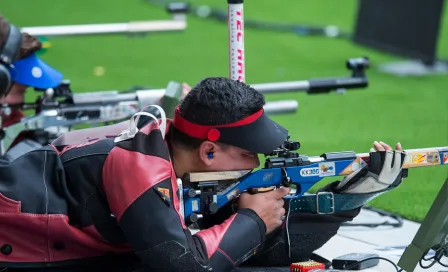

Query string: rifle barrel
263 100 298 114
251 81 309 93
72 89 298 115
72 89 164 105
21 20 186 37
251 76 367 94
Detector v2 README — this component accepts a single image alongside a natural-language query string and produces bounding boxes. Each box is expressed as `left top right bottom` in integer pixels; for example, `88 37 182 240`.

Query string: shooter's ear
198 141 217 167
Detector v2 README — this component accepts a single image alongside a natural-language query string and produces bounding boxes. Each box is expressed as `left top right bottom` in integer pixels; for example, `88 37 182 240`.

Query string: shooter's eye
243 152 257 158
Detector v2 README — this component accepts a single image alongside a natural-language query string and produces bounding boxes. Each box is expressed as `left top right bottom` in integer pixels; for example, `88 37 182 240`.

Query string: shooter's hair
170 77 265 150
0 15 42 61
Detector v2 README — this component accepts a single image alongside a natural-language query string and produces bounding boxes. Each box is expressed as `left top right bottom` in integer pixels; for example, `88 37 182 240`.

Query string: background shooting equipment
0 80 298 157
227 0 368 95
398 177 448 271
0 57 370 157
0 80 183 157
20 3 189 38
252 56 369 94
146 0 353 39
181 142 448 226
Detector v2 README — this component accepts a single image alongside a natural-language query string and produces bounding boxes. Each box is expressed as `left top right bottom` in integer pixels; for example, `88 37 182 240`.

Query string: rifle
0 80 181 156
179 139 448 225
20 3 189 37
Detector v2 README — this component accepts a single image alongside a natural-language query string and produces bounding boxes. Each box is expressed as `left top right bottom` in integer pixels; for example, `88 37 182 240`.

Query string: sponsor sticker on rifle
192 200 199 212
427 152 440 163
300 167 320 177
412 153 428 164
263 172 274 182
443 153 448 164
339 157 368 175
404 153 411 163
319 162 336 177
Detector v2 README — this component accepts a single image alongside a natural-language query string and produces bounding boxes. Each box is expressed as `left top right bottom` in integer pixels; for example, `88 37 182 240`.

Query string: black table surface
232 267 290 272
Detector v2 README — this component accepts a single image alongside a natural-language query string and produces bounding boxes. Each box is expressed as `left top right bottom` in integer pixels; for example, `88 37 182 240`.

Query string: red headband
172 106 263 142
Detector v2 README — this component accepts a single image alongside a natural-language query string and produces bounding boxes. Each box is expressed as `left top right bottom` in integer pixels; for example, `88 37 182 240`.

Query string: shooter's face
198 141 260 172
0 83 28 122
0 83 27 105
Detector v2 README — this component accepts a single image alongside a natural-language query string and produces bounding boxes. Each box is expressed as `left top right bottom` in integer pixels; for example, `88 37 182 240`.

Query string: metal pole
227 0 298 114
228 0 245 82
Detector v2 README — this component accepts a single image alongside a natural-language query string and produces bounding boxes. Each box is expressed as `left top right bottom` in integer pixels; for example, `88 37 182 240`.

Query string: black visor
172 107 289 154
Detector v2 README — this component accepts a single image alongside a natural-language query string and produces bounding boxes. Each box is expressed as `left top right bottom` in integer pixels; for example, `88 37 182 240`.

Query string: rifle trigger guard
281 168 291 187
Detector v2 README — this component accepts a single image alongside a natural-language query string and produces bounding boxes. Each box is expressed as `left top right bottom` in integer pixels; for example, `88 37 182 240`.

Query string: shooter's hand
335 141 407 194
238 187 290 235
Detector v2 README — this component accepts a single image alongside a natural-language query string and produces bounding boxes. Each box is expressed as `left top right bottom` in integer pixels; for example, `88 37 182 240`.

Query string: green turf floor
3 0 448 221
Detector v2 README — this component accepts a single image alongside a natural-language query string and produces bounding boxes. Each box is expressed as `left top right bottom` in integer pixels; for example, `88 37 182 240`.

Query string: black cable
333 251 448 272
419 257 438 269
434 247 448 268
145 0 353 39
342 256 401 272
417 247 448 269
422 255 435 261
341 206 404 228
423 249 436 260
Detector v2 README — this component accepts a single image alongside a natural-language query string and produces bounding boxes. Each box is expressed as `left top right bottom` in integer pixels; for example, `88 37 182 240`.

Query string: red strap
172 106 262 141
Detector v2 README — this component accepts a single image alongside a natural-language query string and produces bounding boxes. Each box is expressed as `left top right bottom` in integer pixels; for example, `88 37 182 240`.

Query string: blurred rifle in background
0 57 369 160
21 3 189 38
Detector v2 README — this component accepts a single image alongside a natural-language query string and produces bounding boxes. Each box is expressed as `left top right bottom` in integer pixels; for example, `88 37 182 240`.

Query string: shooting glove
334 150 407 194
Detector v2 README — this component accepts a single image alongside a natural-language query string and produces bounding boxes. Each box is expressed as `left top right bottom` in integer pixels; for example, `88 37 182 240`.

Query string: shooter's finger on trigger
276 187 291 198
239 191 250 198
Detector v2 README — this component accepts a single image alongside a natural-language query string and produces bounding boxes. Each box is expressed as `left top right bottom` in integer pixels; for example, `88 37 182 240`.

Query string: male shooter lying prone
0 77 407 272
